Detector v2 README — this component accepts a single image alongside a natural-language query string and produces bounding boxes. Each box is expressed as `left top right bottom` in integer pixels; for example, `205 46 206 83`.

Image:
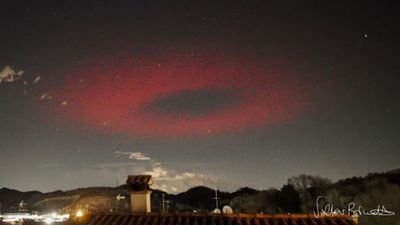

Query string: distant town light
76 210 84 218
0 212 69 223
44 217 54 224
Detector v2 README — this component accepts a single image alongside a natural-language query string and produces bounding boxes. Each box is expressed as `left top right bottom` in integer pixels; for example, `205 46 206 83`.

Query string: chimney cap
126 175 153 191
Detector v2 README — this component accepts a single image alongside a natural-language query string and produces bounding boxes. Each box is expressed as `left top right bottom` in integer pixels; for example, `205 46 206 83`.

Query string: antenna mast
213 187 220 210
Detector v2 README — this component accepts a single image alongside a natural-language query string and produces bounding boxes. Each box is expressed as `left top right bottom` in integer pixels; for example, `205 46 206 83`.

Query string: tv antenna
212 186 220 213
19 200 27 213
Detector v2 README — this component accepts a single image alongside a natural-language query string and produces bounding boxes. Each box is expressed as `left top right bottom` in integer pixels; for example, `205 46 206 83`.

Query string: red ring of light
49 52 308 136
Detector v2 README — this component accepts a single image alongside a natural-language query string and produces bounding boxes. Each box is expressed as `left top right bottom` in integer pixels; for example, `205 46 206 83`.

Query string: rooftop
126 175 153 191
86 213 358 225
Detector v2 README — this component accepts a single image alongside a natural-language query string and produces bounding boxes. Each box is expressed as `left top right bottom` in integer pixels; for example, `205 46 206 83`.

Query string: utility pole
161 193 169 213
162 193 165 213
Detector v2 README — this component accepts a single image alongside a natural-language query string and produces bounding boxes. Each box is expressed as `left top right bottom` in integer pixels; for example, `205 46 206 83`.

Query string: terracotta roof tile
86 213 357 225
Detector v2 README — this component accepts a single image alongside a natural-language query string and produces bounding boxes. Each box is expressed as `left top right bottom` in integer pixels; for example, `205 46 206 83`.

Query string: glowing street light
44 217 54 224
76 210 83 218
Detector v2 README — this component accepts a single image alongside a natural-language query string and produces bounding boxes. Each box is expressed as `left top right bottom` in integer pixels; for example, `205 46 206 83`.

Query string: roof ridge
94 212 354 219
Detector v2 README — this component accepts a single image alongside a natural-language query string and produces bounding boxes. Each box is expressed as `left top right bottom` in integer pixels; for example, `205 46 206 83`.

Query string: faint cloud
0 65 24 83
150 168 234 193
33 76 41 84
143 166 168 178
115 151 151 160
112 151 236 193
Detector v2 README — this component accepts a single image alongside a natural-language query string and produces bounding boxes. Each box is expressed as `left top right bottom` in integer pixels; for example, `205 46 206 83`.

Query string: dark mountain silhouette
0 188 42 212
0 168 398 217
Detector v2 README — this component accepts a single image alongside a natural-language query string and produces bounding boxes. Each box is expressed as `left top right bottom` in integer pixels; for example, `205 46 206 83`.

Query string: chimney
130 190 152 213
126 175 153 213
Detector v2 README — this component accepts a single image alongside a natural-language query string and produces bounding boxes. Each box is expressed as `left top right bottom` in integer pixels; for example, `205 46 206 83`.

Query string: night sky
1 1 399 193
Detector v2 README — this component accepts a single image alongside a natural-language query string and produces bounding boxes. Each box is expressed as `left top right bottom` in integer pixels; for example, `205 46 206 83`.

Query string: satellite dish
212 208 221 214
222 205 233 214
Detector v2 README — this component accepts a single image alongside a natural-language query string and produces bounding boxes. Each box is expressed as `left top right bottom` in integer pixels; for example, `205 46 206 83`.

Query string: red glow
46 51 310 137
